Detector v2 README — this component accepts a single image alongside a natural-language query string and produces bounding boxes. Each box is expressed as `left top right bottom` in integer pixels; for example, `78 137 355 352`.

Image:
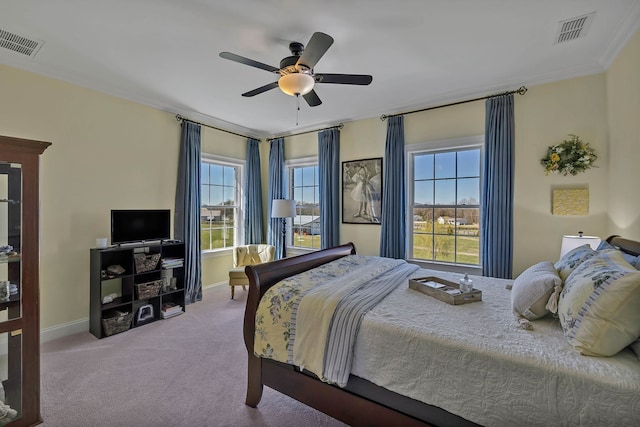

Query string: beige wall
0 29 637 335
0 65 243 331
606 29 640 240
281 75 611 275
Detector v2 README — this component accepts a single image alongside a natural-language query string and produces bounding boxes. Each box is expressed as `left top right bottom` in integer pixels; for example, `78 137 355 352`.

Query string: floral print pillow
558 250 640 356
555 244 597 281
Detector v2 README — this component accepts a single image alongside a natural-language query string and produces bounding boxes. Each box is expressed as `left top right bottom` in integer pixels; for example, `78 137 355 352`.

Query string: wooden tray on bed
409 276 482 305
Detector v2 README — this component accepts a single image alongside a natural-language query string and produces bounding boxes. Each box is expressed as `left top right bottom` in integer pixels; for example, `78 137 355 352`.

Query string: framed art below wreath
342 157 383 224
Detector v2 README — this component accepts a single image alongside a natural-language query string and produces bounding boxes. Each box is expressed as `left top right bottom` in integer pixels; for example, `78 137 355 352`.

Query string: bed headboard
605 235 640 257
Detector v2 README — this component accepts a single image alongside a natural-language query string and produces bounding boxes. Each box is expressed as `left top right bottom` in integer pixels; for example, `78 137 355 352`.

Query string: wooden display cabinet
0 135 51 426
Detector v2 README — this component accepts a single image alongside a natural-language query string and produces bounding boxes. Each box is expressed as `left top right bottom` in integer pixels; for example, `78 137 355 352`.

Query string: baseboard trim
40 317 90 343
36 283 228 343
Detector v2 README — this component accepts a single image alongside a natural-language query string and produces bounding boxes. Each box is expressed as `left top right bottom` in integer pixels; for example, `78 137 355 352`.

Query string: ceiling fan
219 32 373 107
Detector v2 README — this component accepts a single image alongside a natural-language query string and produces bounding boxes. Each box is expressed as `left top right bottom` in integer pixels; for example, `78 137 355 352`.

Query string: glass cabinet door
0 161 22 424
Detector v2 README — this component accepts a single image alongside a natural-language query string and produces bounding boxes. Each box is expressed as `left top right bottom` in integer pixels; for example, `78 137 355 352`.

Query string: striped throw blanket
254 255 419 387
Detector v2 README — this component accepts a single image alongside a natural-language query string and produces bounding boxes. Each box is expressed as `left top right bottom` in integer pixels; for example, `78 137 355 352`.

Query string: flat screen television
110 209 171 244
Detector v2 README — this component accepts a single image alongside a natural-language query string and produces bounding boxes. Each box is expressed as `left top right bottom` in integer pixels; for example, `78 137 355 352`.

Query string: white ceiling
1 1 639 138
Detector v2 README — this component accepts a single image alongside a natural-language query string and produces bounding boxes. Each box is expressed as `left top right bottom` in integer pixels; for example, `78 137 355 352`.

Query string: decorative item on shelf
271 199 297 259
540 134 597 176
0 281 10 301
459 274 474 293
135 304 154 326
102 311 133 336
559 231 601 258
134 252 161 273
106 264 126 276
135 280 162 299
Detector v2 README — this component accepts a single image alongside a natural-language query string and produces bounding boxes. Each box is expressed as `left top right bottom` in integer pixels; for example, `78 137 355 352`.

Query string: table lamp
271 199 296 259
560 231 601 258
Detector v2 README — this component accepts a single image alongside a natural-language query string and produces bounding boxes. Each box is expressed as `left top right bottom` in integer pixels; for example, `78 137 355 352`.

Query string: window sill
407 259 482 276
202 248 233 259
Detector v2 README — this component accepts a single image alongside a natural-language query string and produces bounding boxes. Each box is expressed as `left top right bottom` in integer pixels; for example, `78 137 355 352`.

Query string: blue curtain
379 116 406 259
481 94 515 279
318 128 340 248
267 138 285 259
174 121 202 304
244 138 264 244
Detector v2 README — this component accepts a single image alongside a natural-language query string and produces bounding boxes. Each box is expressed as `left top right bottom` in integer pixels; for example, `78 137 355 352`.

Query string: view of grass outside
201 219 235 251
412 216 479 265
292 232 321 249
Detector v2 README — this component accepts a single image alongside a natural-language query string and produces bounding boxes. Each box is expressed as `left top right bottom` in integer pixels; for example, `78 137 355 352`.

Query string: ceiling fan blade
315 73 373 85
296 32 334 69
303 90 322 107
242 82 279 97
219 52 280 73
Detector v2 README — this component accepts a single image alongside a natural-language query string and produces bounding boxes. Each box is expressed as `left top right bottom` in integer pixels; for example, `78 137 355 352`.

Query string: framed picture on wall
342 157 383 224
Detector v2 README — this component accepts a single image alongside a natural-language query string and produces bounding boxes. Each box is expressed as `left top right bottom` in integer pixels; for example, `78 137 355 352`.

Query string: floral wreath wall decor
540 134 597 176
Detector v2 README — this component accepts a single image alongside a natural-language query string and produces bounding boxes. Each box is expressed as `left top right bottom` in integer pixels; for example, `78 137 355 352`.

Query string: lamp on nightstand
560 231 601 258
271 199 296 259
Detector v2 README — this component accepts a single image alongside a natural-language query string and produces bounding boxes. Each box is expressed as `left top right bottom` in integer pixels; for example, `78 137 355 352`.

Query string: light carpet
40 284 347 427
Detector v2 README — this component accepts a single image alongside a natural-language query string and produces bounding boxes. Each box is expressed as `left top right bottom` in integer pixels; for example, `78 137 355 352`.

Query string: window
200 155 244 252
287 158 321 250
407 137 482 266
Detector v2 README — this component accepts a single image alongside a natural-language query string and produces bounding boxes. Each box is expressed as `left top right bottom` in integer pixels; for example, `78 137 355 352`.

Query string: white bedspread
351 268 640 426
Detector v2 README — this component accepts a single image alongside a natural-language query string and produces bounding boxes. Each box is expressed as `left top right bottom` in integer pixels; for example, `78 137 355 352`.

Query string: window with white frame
286 158 321 250
200 155 244 252
407 136 482 266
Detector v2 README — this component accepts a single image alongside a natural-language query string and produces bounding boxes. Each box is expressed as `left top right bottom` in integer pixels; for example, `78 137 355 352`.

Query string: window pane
293 167 302 186
210 164 223 184
434 179 456 205
414 180 433 205
435 152 455 179
201 164 210 184
223 186 235 205
456 236 479 264
201 185 210 205
209 186 224 205
409 142 481 266
302 187 315 204
434 235 455 262
412 233 433 260
302 167 315 185
223 166 235 186
458 149 480 177
457 178 479 205
414 154 433 180
290 164 320 249
413 207 434 232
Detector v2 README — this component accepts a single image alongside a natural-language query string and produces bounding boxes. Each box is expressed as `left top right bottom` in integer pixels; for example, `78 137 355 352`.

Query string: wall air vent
554 12 596 44
0 29 44 57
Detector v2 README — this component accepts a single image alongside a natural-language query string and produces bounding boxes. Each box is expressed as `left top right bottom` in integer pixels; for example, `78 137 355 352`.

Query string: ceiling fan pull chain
296 94 300 126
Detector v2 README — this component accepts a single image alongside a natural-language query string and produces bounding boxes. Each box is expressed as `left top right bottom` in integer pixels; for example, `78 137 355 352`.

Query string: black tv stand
89 240 186 338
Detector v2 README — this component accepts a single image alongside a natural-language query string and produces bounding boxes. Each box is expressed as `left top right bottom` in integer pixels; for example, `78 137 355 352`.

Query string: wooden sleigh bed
242 237 640 427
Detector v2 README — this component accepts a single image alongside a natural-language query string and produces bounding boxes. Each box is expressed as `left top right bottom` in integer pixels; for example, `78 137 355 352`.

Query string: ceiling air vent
554 12 595 44
0 29 44 57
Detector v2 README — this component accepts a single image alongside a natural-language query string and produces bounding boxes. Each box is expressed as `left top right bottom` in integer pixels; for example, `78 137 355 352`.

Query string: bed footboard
243 243 356 407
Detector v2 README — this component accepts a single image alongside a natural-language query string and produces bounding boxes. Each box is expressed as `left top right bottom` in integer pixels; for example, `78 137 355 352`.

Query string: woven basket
102 312 133 337
135 280 162 299
134 253 161 273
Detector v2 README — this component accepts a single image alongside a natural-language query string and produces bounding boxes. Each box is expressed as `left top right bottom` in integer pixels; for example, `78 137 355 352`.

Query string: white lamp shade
560 234 601 258
278 73 314 96
271 199 296 218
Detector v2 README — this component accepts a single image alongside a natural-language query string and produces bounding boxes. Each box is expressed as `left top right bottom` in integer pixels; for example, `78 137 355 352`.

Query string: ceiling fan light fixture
278 73 314 96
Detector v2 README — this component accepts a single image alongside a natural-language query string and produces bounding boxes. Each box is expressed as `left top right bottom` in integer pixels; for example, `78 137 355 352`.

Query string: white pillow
558 250 640 356
511 261 561 321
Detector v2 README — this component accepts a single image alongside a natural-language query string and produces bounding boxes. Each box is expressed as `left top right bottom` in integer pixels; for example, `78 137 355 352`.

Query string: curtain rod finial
175 114 183 122
380 114 388 121
517 86 528 95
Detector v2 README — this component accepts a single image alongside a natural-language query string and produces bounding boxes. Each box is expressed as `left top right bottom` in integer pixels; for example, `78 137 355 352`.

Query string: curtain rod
380 86 528 121
175 115 260 140
267 123 344 142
